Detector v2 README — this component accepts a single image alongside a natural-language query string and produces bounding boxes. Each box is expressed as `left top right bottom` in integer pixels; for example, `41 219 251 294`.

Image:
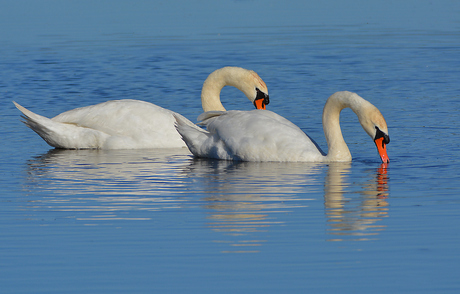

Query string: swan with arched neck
175 91 389 163
14 67 269 149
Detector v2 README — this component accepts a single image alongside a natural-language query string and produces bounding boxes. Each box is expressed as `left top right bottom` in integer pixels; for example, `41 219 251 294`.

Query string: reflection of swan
21 149 391 251
183 158 324 199
324 163 390 241
14 67 270 149
25 148 192 197
21 149 195 220
23 149 322 212
181 159 325 253
176 91 390 162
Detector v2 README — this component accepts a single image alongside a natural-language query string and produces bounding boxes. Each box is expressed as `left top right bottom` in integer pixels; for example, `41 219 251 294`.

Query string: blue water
2 1 460 293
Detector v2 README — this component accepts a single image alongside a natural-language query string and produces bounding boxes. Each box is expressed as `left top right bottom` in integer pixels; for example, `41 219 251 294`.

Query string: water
2 2 460 293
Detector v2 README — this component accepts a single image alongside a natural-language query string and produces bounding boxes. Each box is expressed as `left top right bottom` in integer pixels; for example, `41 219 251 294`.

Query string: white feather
176 91 390 162
13 67 269 150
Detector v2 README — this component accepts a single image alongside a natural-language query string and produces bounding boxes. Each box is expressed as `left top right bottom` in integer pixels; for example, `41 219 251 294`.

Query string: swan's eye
375 126 390 144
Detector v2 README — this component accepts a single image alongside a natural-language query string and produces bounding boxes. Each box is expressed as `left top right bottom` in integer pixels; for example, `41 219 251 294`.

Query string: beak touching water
374 127 390 163
374 137 390 163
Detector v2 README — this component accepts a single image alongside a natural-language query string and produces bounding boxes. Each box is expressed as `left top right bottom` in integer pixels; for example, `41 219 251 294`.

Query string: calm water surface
1 24 460 293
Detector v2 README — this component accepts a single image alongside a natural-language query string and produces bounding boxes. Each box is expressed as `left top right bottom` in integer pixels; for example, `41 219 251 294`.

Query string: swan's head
224 68 269 109
243 70 270 110
201 67 270 111
358 104 390 163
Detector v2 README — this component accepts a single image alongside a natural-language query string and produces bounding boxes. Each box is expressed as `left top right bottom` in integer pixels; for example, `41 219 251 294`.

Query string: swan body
14 67 269 149
176 91 390 163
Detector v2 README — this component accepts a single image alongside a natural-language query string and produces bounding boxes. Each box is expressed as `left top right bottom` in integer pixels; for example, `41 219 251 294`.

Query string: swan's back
16 99 190 149
179 110 324 162
53 100 189 149
53 100 175 135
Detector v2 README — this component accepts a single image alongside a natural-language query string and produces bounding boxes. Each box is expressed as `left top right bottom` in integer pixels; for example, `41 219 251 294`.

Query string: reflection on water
24 148 193 221
183 159 325 253
324 163 389 241
22 149 390 252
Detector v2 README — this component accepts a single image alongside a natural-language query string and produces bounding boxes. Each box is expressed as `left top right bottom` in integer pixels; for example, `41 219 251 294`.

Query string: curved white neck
201 67 252 112
322 91 368 162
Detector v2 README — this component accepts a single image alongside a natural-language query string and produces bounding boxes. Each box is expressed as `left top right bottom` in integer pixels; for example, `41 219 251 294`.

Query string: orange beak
374 137 390 163
254 98 266 110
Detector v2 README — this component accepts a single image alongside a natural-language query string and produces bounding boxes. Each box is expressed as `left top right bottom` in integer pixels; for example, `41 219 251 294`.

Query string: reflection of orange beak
374 137 389 163
254 98 266 110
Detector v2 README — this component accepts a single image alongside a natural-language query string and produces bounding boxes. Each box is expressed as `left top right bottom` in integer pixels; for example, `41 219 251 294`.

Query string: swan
175 91 390 163
13 66 270 149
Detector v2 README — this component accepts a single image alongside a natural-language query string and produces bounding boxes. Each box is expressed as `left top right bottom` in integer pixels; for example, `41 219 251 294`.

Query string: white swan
14 67 269 149
175 91 390 163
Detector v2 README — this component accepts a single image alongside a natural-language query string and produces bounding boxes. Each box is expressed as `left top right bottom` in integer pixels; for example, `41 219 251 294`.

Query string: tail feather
174 113 210 156
14 101 60 147
13 101 108 149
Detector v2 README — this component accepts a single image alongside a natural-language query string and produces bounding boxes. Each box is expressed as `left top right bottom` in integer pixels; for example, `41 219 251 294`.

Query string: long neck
322 91 364 162
201 67 249 112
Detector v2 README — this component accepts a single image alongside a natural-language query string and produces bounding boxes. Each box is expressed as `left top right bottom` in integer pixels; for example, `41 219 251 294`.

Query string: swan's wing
52 100 171 133
193 110 324 162
15 100 190 149
53 100 192 148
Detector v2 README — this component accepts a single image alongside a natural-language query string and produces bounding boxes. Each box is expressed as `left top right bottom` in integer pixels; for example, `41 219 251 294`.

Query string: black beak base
254 88 270 108
375 126 390 145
